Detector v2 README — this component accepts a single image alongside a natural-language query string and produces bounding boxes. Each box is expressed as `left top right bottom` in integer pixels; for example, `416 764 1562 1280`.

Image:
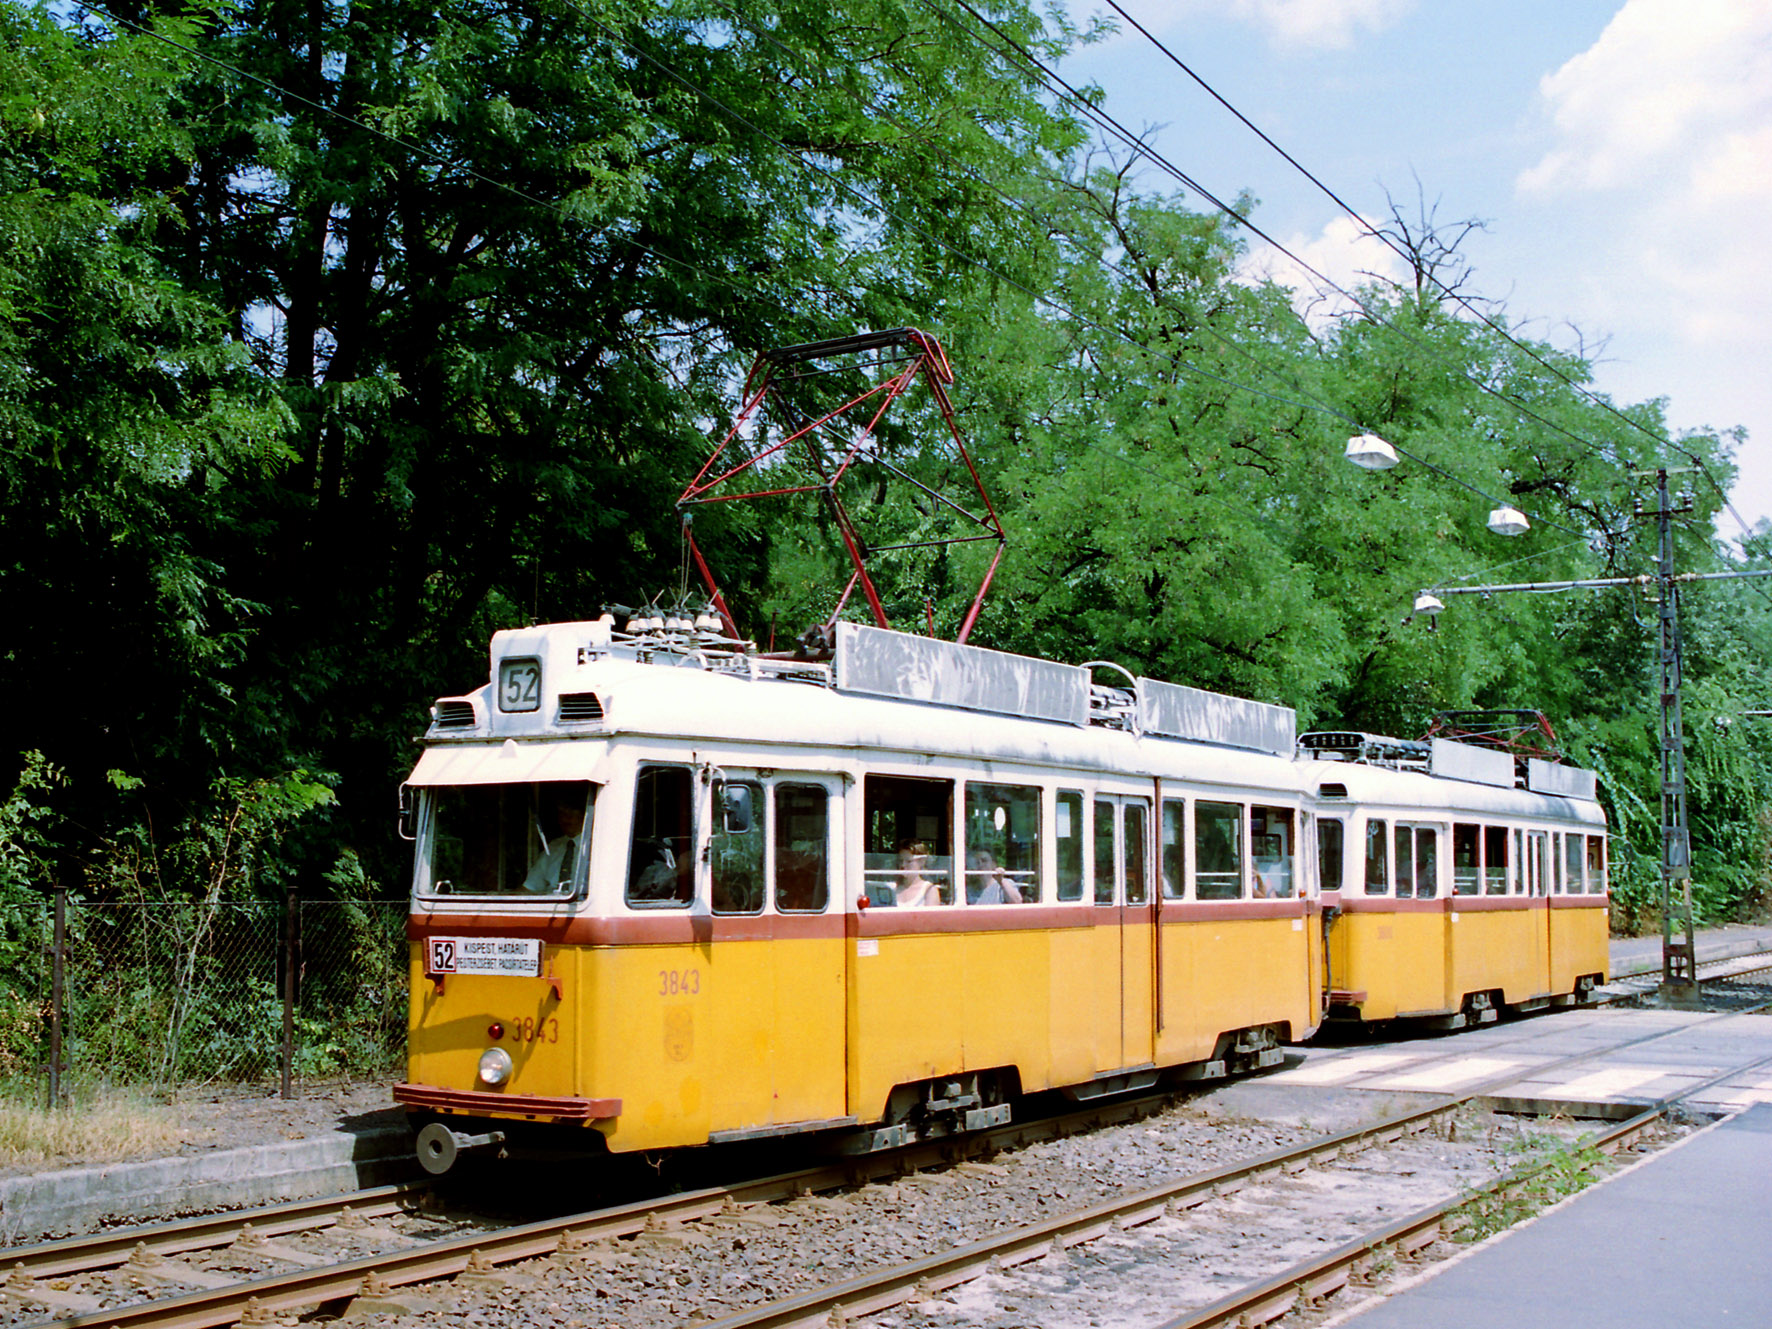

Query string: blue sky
1056 0 1771 541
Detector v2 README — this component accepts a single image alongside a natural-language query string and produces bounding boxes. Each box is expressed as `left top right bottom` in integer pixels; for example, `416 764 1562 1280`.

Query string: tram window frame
1452 824 1481 895
710 777 765 914
1364 818 1390 896
1562 831 1585 896
1413 825 1440 898
862 774 955 907
1195 800 1244 901
1161 798 1186 899
1056 790 1085 902
1251 805 1295 898
418 780 594 901
1318 817 1344 895
1587 834 1607 894
1124 799 1150 905
963 781 1041 905
1484 825 1509 895
774 783 830 913
1093 798 1117 904
1513 828 1525 896
626 764 696 909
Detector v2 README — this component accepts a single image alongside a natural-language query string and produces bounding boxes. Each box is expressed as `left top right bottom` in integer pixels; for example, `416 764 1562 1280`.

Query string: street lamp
1344 433 1400 470
1486 505 1531 537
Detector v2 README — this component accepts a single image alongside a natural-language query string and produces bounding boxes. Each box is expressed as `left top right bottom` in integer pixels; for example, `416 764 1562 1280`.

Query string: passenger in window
631 839 681 900
523 787 585 894
968 848 1023 904
895 841 945 907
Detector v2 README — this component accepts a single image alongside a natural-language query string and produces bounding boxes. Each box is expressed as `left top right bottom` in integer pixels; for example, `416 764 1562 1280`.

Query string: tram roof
410 617 1601 818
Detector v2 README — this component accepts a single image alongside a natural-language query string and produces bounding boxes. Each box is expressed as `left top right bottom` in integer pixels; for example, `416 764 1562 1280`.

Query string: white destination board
427 936 542 977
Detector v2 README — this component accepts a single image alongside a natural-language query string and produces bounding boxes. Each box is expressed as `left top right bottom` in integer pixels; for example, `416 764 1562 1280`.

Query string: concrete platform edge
0 1125 421 1243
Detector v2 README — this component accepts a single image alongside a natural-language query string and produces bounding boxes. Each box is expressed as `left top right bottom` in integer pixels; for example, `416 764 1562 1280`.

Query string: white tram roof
408 617 1602 822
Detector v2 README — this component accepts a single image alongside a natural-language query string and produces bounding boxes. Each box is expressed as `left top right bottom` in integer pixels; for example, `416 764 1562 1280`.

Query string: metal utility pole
1649 470 1697 998
1415 467 1771 1000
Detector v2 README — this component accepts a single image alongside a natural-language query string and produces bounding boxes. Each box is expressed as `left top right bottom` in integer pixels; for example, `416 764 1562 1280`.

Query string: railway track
1598 945 1772 1004
687 1009 1772 1329
12 989 1770 1329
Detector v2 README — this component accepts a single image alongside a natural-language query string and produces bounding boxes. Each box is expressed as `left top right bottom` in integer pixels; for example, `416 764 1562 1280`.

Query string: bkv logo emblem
428 939 458 974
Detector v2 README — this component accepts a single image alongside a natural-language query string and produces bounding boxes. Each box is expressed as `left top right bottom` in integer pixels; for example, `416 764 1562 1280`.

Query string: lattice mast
677 329 1006 645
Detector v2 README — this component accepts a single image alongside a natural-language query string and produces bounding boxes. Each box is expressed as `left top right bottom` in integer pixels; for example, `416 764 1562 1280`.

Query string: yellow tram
396 617 1322 1171
1303 732 1609 1028
393 617 1607 1172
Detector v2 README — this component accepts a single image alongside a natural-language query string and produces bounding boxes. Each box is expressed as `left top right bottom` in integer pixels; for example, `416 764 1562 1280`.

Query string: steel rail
19 983 1766 1328
5 1184 424 1281
1154 1037 1772 1329
684 1099 1474 1329
11 1091 1179 1329
682 1006 1772 1329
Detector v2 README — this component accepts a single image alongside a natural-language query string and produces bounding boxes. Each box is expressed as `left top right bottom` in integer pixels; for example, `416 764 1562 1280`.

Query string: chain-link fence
0 897 409 1104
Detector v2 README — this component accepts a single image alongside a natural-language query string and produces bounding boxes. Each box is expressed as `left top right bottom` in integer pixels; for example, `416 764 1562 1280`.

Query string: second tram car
1303 733 1608 1028
394 616 1606 1173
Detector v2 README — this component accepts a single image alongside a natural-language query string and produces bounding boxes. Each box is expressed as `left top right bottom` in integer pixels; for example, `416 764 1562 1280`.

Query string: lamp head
1345 433 1400 470
1486 505 1530 537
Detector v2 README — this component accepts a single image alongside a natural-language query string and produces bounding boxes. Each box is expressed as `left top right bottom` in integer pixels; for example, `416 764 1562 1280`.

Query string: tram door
707 773 848 1129
1525 830 1552 999
1091 795 1157 1074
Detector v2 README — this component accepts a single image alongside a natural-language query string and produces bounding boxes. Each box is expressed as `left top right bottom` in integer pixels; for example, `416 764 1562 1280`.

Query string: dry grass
0 1092 189 1170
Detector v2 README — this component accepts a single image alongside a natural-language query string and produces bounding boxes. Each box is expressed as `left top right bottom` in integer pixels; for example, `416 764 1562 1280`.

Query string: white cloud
1511 0 1772 531
1239 214 1409 324
1517 0 1772 194
1224 0 1415 50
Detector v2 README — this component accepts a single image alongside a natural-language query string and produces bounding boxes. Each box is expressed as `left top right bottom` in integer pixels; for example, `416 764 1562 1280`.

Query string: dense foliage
3 0 1768 946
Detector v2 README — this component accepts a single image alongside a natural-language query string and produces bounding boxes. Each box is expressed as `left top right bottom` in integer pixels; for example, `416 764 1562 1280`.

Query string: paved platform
1329 1102 1772 1328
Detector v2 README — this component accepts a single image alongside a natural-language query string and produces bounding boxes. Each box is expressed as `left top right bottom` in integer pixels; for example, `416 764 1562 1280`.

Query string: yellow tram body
396 620 1603 1170
1310 746 1609 1028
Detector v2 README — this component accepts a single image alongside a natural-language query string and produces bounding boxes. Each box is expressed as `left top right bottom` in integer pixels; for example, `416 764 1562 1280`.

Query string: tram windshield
418 780 594 899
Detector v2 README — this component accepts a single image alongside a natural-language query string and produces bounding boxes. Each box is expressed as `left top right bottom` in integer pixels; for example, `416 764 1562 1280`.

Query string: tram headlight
477 1047 514 1087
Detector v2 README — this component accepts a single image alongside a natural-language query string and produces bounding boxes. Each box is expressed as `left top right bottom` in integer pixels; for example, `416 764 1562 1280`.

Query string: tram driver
524 784 586 894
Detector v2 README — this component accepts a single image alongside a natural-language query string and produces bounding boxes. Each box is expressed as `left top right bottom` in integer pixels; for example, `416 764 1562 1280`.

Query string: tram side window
1251 806 1295 898
627 766 694 907
1563 832 1585 896
1394 825 1415 899
1364 819 1389 896
1162 799 1186 899
1195 801 1243 900
1093 800 1117 904
1057 790 1085 902
1124 801 1149 904
862 775 953 906
1415 826 1438 898
964 782 1040 904
1484 825 1509 895
711 779 764 914
1513 829 1525 895
775 784 829 912
1318 818 1344 894
1453 824 1481 895
423 780 593 898
1587 835 1607 894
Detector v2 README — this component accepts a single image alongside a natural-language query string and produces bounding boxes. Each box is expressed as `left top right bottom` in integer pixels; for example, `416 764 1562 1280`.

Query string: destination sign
427 936 542 977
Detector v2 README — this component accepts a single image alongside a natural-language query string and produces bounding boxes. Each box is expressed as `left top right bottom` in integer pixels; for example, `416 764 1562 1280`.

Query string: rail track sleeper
3 1186 423 1280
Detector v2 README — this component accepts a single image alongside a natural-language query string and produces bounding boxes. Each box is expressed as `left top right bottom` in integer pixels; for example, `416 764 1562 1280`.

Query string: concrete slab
0 1122 418 1243
1329 1103 1772 1328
